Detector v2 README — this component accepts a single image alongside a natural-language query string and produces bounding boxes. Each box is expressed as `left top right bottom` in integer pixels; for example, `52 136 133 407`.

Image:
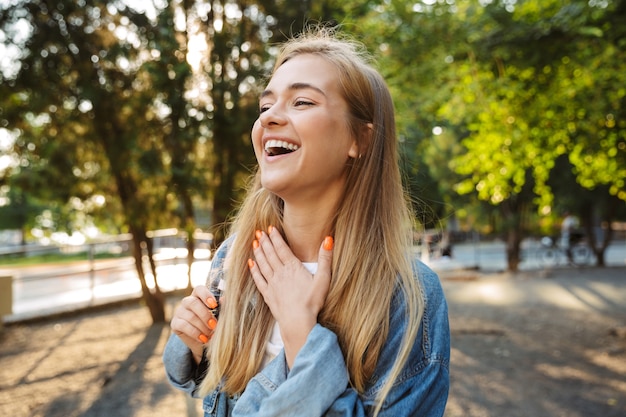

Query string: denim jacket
163 237 450 416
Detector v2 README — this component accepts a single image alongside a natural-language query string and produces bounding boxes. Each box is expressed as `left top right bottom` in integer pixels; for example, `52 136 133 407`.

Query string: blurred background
1 0 625 324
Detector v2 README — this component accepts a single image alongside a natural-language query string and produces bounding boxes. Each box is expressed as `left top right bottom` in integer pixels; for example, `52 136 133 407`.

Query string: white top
261 262 318 367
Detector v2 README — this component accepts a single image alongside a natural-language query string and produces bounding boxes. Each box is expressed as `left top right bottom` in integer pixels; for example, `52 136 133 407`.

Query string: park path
0 265 625 417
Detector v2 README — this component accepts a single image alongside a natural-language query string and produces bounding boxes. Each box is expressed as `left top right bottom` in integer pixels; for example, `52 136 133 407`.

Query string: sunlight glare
187 34 207 70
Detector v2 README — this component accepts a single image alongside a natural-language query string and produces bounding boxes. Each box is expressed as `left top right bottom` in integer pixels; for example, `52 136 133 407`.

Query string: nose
259 103 286 128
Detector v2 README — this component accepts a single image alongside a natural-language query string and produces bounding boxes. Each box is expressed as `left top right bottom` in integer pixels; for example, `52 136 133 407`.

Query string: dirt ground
1 266 625 417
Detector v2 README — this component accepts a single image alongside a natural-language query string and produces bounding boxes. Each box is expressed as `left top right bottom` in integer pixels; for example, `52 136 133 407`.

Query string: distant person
561 211 580 262
162 26 450 416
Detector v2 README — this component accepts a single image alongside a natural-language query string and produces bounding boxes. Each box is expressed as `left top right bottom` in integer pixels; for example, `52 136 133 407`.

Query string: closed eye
294 99 314 107
258 98 314 114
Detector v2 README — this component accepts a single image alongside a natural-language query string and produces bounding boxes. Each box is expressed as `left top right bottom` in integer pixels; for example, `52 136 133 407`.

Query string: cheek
251 120 263 158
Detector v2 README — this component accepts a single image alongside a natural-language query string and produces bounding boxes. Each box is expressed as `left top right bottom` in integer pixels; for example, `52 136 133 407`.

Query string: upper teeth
265 140 299 152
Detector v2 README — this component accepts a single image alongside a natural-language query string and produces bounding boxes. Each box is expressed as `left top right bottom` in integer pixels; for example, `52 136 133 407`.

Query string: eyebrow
260 82 326 99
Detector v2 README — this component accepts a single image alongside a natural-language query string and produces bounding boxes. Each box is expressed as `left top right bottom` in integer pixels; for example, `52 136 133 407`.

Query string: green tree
460 0 626 268
0 0 189 322
350 0 483 248
351 0 625 270
0 0 360 322
139 1 209 291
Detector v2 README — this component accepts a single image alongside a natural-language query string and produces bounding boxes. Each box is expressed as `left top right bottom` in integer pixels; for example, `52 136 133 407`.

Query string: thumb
314 236 334 291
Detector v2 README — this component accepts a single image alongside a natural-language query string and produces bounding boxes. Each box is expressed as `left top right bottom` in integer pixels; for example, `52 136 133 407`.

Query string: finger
248 258 268 295
171 307 211 347
180 298 212 333
257 229 284 269
171 314 210 345
253 233 275 279
191 285 216 309
178 293 219 337
183 292 214 321
267 226 298 265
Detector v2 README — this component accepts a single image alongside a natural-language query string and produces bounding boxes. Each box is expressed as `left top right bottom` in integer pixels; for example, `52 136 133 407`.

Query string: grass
0 251 127 267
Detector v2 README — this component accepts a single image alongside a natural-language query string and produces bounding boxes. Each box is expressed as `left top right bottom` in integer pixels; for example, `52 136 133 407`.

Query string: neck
282 200 336 263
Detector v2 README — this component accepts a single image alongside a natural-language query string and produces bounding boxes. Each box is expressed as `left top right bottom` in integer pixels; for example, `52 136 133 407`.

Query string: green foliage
340 0 625 269
348 0 470 229
0 0 371 242
1 0 623 264
400 0 626 228
461 0 626 209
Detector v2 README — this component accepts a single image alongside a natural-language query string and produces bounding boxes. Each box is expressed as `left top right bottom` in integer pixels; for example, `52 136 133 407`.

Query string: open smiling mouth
265 139 300 156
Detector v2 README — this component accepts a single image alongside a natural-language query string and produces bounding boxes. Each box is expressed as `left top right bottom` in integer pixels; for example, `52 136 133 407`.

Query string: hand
249 227 334 366
170 285 219 363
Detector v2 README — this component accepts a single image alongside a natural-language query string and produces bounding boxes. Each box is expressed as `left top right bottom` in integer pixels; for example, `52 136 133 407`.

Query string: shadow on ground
1 267 625 417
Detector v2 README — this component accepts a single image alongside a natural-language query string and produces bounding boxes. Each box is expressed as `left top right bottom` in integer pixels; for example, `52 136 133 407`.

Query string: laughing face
251 54 359 204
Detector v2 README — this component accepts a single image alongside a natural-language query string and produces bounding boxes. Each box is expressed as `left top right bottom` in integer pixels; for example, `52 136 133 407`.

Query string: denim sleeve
162 237 234 398
162 333 203 397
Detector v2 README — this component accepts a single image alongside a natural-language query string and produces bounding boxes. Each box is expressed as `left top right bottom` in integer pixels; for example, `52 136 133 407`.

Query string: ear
348 140 359 159
348 123 373 159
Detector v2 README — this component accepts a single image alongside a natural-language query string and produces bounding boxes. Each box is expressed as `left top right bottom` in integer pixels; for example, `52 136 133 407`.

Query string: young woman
163 26 450 417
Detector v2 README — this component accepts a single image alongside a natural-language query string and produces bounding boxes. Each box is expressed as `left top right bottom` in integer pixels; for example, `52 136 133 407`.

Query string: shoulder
212 234 237 262
386 255 448 329
412 258 447 309
405 258 450 384
386 255 449 356
206 234 237 290
411 257 449 358
365 256 450 401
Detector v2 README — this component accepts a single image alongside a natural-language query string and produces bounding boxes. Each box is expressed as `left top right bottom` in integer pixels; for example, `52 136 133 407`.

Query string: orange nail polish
255 230 263 239
252 239 259 249
323 236 334 251
208 318 217 330
268 225 274 234
248 258 255 269
198 334 209 344
207 298 218 309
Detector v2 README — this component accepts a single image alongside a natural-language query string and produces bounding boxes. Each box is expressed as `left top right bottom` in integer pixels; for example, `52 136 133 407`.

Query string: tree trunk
500 198 528 272
144 235 162 296
186 232 195 292
506 227 522 272
580 202 614 267
130 228 166 323
179 191 197 292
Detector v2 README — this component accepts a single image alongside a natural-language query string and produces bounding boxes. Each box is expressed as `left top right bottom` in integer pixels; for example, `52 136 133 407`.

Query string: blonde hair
200 26 423 416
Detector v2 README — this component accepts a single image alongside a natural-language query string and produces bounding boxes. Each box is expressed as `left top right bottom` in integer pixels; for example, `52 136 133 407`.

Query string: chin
260 178 287 196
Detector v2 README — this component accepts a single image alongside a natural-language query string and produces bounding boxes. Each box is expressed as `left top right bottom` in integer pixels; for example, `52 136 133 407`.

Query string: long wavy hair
199 26 423 416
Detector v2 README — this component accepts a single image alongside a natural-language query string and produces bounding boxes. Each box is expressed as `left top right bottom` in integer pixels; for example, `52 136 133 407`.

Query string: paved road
428 239 626 272
1 258 624 417
1 256 211 323
441 266 626 417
